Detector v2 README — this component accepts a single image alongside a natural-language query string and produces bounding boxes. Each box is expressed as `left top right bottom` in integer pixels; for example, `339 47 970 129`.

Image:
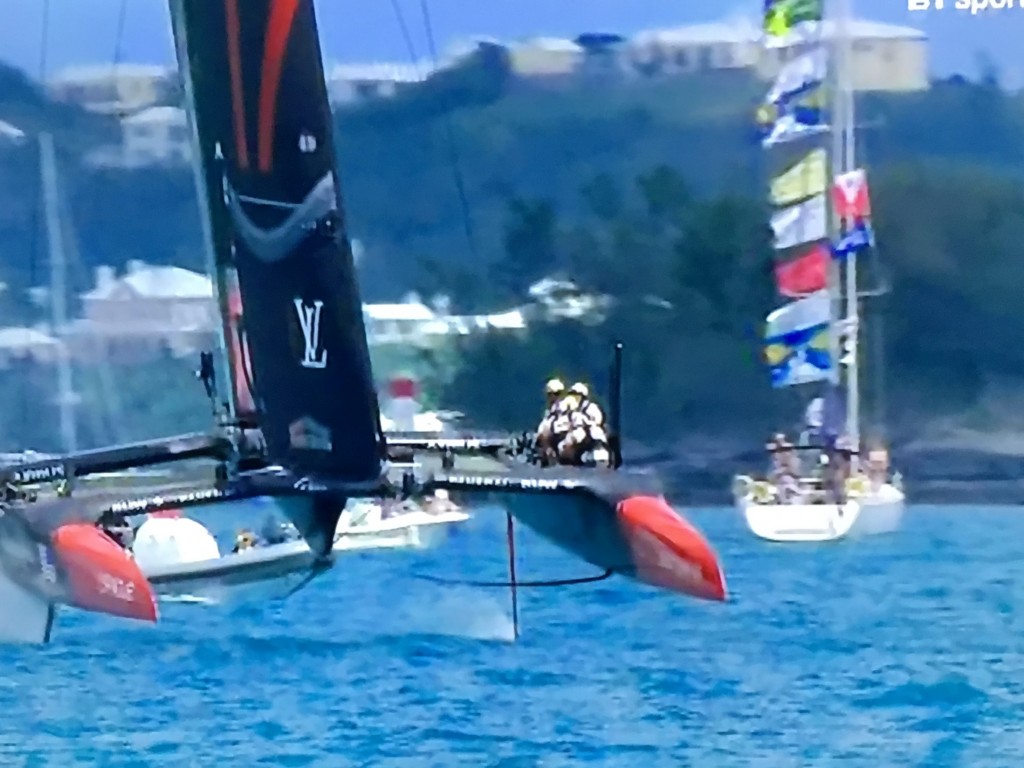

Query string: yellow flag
770 149 827 206
764 0 823 38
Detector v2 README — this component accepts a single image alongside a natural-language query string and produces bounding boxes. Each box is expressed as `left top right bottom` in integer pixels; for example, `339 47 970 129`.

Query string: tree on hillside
442 159 1024 442
491 198 560 300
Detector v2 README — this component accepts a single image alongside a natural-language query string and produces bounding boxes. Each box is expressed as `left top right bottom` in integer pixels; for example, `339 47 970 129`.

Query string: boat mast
835 0 860 456
39 131 78 453
169 0 234 419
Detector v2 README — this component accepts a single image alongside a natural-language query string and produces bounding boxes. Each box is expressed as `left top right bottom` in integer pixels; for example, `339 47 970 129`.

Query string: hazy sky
0 0 1016 85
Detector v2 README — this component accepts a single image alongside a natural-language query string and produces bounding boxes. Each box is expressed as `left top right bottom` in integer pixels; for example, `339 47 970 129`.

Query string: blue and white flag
832 220 874 259
766 46 827 105
763 290 833 387
757 89 829 147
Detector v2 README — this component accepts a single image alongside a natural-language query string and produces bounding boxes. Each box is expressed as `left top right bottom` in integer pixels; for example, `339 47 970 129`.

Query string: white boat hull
738 483 904 542
335 509 469 552
132 498 469 602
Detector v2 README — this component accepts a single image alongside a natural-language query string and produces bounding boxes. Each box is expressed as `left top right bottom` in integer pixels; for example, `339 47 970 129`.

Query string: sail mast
169 0 235 418
835 0 860 455
39 131 78 453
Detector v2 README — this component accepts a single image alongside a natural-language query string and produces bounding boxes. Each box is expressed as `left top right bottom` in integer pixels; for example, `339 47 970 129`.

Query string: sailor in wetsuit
556 382 611 467
535 378 568 465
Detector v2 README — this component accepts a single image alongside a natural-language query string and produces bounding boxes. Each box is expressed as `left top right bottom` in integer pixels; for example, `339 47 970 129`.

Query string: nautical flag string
759 0 836 384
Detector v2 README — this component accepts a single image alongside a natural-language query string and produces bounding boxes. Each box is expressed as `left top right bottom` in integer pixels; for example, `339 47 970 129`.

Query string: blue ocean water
2 504 1023 766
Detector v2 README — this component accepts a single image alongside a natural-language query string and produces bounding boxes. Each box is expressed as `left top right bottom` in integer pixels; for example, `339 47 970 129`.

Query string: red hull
51 524 158 622
501 477 727 602
617 496 726 601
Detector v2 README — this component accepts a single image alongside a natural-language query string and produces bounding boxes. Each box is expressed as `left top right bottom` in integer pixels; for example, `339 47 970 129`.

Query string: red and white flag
832 169 871 220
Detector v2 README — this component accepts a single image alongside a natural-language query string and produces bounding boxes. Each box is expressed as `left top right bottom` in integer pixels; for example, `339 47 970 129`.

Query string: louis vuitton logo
294 298 326 369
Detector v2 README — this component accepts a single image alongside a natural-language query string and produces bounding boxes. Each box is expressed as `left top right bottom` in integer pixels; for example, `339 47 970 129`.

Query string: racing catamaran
0 0 725 644
733 0 904 542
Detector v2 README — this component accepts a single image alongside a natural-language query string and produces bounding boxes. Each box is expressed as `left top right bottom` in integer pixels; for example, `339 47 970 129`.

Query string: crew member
557 382 611 467
535 378 568 464
568 382 605 428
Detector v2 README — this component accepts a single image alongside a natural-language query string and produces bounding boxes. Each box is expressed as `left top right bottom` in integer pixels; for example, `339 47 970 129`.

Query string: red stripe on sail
775 244 829 297
224 0 249 169
258 0 301 172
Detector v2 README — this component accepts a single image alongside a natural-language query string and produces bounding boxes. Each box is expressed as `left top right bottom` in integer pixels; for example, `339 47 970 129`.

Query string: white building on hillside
627 17 927 91
68 261 217 362
363 293 527 347
363 294 441 347
507 37 583 79
0 327 62 368
120 106 191 167
326 62 428 105
47 64 176 114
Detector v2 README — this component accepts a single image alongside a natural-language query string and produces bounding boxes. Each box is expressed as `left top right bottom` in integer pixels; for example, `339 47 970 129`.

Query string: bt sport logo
909 0 1023 10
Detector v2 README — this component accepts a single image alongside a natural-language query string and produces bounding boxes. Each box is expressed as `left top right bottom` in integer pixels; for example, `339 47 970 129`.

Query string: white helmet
569 382 589 398
545 378 565 396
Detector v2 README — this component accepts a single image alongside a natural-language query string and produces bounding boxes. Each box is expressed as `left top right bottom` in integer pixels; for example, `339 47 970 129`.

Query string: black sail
170 0 386 487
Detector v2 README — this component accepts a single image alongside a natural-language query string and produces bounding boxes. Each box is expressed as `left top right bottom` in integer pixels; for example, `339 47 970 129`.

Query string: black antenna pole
609 341 623 469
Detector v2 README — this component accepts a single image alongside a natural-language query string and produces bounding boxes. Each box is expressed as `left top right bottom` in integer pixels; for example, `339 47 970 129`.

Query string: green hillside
0 57 1022 452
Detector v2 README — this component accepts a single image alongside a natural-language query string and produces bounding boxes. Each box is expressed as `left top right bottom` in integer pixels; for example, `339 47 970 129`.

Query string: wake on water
381 586 517 643
159 594 218 605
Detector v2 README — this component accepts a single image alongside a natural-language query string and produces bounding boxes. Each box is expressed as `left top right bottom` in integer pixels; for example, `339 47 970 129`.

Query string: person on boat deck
567 382 606 428
866 443 889 488
822 436 854 503
535 378 568 464
555 383 611 467
767 433 800 475
767 433 800 502
232 529 257 553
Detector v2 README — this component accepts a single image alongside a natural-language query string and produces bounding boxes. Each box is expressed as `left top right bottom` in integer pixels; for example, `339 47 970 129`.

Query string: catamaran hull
502 487 726 601
739 483 905 542
0 511 158 643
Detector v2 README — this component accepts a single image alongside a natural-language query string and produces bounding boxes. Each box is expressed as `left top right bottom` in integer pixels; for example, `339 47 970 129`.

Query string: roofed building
68 261 218 362
626 17 927 91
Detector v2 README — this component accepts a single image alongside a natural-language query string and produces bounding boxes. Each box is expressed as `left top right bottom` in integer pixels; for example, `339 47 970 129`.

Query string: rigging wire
111 0 129 76
18 0 53 449
110 0 131 121
418 0 481 263
386 0 481 266
855 108 889 440
387 0 422 67
29 0 52 291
